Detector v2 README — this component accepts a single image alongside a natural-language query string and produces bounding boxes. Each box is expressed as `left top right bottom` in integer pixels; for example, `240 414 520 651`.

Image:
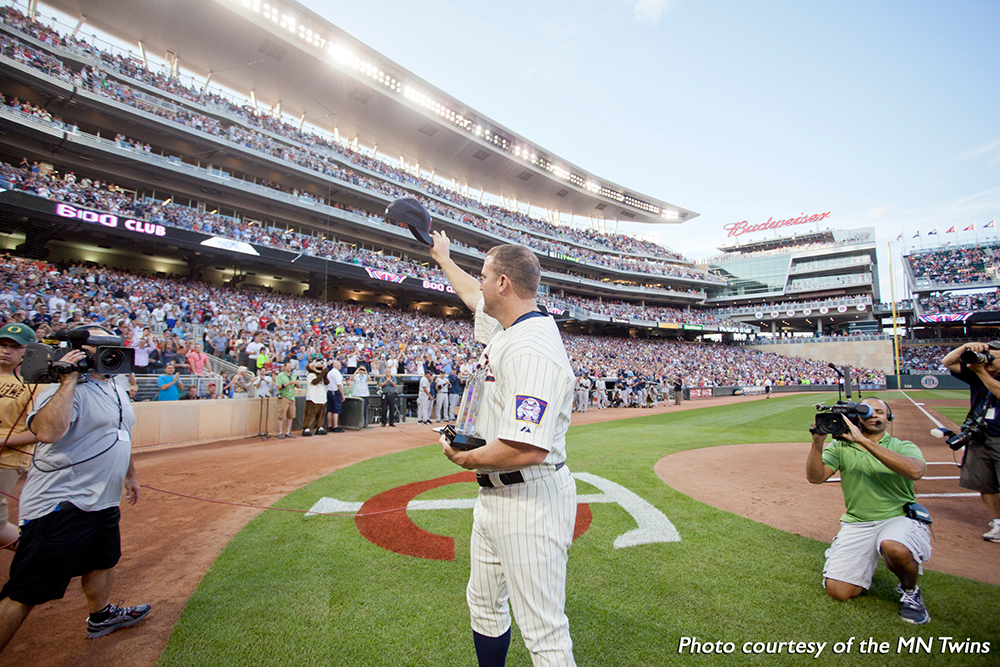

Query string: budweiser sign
724 211 831 238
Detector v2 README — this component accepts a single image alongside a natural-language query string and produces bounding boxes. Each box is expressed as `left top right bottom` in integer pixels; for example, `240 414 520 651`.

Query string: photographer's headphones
862 397 893 422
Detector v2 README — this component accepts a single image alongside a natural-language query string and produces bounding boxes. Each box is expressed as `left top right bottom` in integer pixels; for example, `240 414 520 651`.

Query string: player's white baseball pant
417 395 431 422
467 466 577 667
435 392 448 421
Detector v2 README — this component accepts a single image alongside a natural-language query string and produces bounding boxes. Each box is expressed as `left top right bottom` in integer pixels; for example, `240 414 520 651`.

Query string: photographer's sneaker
86 602 151 638
984 521 1000 543
898 587 930 625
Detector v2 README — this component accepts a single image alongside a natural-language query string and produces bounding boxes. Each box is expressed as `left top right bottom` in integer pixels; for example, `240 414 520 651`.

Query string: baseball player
575 372 590 413
434 372 450 422
417 370 433 424
594 373 608 409
431 231 577 667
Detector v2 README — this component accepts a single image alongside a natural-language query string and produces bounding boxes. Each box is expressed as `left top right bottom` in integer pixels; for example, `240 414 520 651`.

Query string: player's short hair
486 244 540 299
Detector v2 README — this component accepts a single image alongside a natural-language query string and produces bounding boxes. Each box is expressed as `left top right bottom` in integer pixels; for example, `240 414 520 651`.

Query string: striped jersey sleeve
474 298 502 345
493 324 574 451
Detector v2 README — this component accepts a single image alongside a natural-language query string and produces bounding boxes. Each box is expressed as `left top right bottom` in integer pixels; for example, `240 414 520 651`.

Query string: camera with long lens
935 417 987 451
813 401 875 436
960 349 995 365
21 329 135 384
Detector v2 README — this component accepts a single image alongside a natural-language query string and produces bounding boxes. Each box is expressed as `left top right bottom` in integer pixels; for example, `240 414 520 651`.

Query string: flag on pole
927 228 938 235
896 233 903 240
946 226 956 233
912 231 920 238
964 223 975 231
986 220 996 229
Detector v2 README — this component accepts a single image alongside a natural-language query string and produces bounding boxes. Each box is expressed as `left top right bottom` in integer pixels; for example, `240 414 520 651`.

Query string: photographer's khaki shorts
0 467 24 525
959 434 1000 495
276 396 296 420
823 516 931 590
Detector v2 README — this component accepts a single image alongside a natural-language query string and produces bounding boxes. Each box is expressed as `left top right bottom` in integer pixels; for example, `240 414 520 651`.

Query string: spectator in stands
157 363 183 401
186 343 210 375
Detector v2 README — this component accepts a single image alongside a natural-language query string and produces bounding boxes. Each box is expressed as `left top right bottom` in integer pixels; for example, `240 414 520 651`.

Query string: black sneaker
332 427 345 433
899 587 930 625
86 603 151 638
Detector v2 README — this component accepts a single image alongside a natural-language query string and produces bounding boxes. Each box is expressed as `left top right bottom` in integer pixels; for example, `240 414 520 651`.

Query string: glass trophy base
443 424 486 451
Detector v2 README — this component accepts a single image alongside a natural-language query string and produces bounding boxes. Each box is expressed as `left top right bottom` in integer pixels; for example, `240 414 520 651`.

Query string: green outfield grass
159 394 1000 666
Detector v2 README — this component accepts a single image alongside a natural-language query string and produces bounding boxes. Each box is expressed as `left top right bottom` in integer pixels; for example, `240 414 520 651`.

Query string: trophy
443 365 488 450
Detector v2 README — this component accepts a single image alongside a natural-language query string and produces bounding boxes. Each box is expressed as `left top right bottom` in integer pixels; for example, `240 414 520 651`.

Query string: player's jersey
472 299 574 468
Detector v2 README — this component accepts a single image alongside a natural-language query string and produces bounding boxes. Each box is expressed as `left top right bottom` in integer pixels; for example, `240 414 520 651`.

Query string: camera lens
959 349 990 365
98 348 127 374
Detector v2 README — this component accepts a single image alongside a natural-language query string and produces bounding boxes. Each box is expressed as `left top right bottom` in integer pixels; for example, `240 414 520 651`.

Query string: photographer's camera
21 329 135 383
813 401 874 435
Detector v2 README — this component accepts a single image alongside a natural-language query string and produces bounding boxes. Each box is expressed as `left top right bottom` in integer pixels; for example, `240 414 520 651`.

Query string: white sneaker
983 521 1000 543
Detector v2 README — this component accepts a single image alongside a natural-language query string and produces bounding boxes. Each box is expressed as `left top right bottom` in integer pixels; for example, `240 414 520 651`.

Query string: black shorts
0 503 121 606
326 391 343 414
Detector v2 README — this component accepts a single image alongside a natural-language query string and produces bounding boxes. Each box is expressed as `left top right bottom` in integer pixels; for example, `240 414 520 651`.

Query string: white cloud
628 0 678 24
867 205 891 219
945 139 1000 167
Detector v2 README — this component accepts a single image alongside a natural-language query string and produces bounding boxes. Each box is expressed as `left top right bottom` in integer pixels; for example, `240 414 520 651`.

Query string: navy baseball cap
386 197 432 246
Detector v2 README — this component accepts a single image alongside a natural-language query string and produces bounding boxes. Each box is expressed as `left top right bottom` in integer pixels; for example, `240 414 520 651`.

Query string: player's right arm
806 430 836 484
429 230 481 311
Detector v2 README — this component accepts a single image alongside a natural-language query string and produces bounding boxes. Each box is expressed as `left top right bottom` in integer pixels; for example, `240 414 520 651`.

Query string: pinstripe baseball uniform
466 298 576 667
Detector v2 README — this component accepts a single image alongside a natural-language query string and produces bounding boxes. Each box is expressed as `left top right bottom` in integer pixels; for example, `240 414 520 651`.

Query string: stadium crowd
544 294 742 326
0 157 726 313
897 346 952 374
0 255 886 399
918 290 1000 315
0 9 720 285
907 244 999 286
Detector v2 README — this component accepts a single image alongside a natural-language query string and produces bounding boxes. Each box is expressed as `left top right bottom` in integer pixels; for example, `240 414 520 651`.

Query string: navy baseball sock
473 628 511 667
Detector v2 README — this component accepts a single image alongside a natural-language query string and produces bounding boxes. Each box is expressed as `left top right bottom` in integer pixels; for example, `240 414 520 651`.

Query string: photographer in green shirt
806 397 932 625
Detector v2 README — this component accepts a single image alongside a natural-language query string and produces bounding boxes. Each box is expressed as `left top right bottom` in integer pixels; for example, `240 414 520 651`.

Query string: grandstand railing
711 295 872 317
740 333 895 345
135 373 225 402
788 255 871 275
787 273 872 292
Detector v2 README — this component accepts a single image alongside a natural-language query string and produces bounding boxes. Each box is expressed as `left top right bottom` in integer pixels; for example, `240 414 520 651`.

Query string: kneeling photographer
806 397 932 625
942 341 1000 543
0 325 149 654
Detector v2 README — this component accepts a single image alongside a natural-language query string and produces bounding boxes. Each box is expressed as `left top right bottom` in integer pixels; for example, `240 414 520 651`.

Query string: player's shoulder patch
515 395 547 424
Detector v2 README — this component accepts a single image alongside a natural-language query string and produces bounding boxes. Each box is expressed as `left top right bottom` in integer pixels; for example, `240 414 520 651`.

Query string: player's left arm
841 420 926 480
441 436 547 471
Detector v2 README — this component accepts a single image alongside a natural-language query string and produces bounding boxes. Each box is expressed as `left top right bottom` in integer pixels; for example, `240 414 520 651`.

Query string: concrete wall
132 397 283 447
747 338 895 373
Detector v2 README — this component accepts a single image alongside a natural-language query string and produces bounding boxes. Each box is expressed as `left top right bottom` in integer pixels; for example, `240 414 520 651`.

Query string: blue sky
301 0 1000 295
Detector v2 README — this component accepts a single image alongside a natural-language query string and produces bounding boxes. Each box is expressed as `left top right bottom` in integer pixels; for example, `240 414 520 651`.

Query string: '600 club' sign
56 203 167 237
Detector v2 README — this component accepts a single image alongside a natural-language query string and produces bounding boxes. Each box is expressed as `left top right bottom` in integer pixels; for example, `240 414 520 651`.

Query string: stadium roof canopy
41 0 698 226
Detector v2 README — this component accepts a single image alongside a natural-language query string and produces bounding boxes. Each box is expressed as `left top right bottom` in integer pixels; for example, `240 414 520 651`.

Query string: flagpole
888 242 902 381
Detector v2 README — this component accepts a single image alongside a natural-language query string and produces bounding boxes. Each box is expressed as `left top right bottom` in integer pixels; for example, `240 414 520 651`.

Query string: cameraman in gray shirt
0 326 150 653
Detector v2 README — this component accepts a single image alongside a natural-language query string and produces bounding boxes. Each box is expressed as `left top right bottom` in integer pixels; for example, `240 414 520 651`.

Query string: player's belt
476 462 565 488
